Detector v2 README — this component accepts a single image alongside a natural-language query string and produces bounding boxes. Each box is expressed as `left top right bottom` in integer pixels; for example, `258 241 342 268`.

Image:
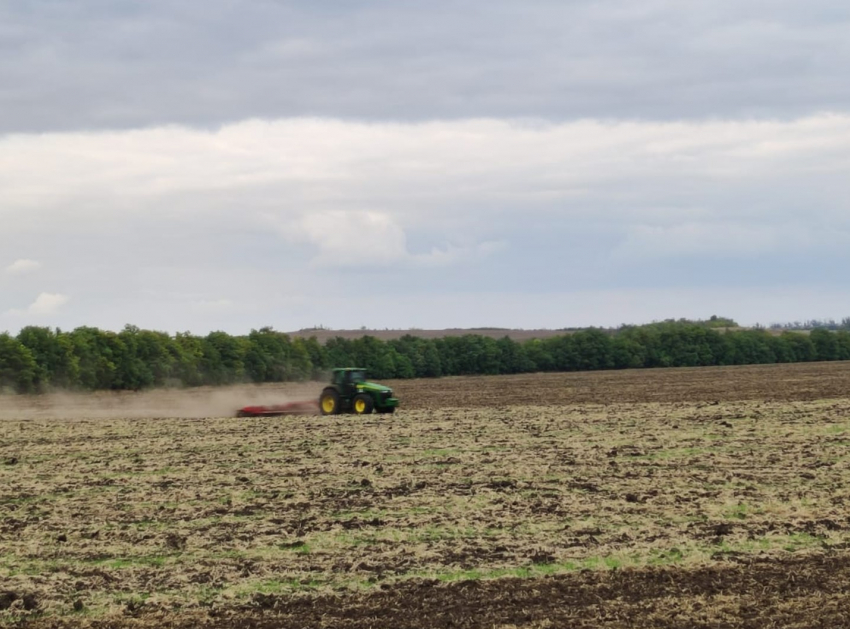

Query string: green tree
299 336 328 378
325 337 355 371
419 341 443 377
0 334 39 392
611 334 646 369
245 327 294 382
173 332 205 386
496 336 534 374
523 339 554 371
201 332 248 385
69 327 124 390
836 331 850 360
572 328 613 370
115 325 176 389
810 328 839 361
782 332 816 362
289 337 315 380
767 335 795 363
16 326 80 389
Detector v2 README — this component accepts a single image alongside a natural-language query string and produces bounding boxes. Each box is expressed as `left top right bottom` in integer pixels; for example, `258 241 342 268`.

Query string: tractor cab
333 368 366 395
320 368 399 416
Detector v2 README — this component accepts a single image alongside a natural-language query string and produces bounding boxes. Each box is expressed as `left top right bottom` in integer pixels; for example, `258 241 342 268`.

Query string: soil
389 361 850 409
22 554 850 628
3 362 850 628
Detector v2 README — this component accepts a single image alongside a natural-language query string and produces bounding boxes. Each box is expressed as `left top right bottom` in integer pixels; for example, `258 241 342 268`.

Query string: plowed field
3 362 850 628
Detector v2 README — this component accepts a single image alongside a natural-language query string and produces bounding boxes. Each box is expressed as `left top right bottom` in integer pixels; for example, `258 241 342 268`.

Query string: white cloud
284 210 504 268
296 211 409 267
5 259 42 275
4 113 850 246
24 293 69 316
3 115 850 227
1 114 850 330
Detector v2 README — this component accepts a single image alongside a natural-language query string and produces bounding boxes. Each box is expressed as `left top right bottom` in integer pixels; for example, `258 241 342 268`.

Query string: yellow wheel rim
322 396 335 413
354 398 366 413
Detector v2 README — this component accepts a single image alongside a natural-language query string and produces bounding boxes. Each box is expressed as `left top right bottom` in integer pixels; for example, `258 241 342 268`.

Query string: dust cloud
0 382 323 420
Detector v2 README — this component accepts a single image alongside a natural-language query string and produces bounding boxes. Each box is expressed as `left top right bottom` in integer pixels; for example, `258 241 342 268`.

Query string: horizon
2 313 849 338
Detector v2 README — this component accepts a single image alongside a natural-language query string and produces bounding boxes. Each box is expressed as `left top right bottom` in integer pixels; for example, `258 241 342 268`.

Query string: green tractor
319 368 399 416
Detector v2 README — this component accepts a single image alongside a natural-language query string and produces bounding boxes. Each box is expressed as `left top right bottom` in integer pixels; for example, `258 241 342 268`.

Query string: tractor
319 368 399 415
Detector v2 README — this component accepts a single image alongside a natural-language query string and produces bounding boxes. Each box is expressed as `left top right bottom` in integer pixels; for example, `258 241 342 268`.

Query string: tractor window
333 371 345 386
350 370 366 383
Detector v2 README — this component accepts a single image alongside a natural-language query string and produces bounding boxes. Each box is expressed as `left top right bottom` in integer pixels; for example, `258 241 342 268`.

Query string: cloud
1 1 850 133
5 259 41 275
0 113 849 332
28 293 69 315
3 114 849 235
2 1 849 332
296 211 409 267
283 211 505 269
8 293 70 317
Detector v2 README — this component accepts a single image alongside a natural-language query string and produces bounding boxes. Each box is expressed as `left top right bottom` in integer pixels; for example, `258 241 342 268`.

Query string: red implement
236 400 318 417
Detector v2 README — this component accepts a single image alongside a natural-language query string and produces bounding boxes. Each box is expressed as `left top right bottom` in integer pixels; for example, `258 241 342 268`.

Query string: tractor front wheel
320 388 341 415
353 393 374 415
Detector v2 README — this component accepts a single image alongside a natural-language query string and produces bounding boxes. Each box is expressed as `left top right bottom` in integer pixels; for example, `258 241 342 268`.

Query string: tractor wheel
352 393 374 415
320 388 341 415
377 407 396 415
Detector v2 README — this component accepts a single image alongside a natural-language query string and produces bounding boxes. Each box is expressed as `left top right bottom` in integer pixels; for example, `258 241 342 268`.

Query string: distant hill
287 328 570 342
287 317 748 343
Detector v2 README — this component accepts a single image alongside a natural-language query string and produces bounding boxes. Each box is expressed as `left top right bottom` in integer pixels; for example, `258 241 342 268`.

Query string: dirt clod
279 540 306 549
0 592 18 611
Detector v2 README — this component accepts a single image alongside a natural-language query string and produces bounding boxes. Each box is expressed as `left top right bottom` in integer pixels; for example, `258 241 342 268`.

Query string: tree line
768 317 850 331
1 322 849 393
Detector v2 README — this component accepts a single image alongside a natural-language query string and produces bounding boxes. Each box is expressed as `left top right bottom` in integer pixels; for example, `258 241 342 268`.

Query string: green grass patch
86 554 170 569
824 423 850 434
422 448 461 457
278 541 311 554
783 532 825 552
725 503 749 520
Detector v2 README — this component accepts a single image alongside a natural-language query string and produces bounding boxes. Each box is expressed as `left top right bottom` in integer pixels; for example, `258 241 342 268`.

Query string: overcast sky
2 0 850 334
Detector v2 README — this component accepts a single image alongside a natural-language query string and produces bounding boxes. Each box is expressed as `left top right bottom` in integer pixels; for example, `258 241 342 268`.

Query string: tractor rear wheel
353 393 374 415
320 388 341 415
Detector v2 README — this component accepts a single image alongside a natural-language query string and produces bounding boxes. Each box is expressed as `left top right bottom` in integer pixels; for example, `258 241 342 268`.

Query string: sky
2 0 850 334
